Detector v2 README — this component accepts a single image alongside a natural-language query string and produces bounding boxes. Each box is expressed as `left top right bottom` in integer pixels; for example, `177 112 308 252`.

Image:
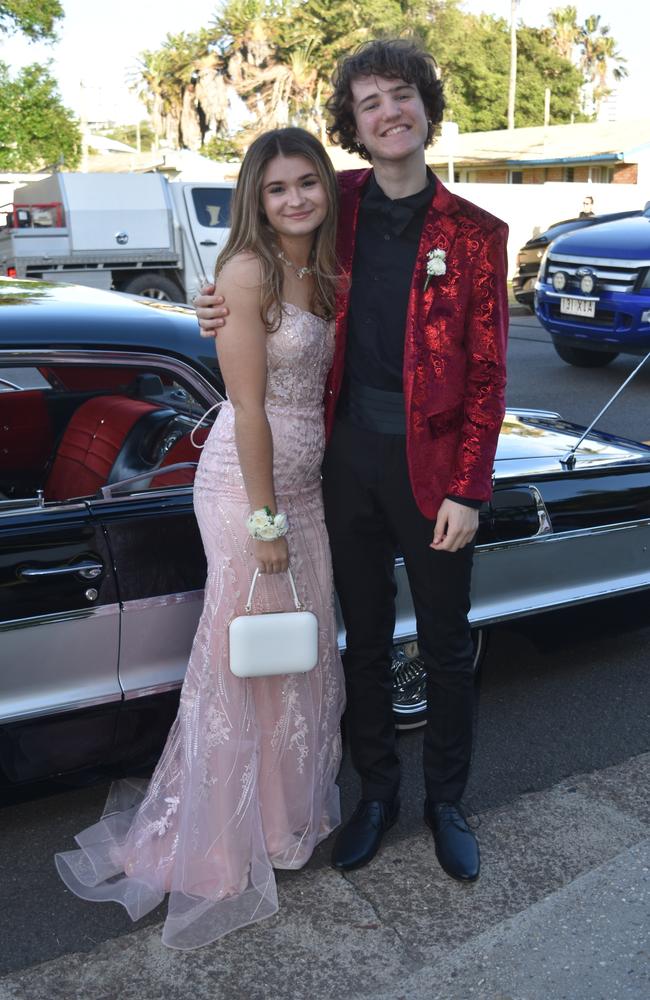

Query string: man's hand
430 498 478 553
194 282 229 337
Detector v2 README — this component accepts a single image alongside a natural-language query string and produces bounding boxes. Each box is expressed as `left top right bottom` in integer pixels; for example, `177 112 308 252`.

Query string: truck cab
534 205 650 366
0 173 234 303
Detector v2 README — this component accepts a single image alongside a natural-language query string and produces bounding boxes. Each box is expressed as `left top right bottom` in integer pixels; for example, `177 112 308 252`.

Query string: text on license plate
560 297 596 318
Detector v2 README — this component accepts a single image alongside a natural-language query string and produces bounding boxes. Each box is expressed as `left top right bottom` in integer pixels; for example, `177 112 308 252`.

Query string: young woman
55 128 345 950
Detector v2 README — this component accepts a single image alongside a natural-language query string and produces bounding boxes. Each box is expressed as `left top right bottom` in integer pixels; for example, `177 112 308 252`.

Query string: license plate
560 297 596 318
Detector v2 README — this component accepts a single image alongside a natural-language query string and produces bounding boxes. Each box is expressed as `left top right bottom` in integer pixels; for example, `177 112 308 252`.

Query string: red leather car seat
45 395 160 501
0 389 53 473
149 426 210 488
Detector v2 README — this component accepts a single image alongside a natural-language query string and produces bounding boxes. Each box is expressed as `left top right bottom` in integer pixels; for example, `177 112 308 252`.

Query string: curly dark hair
326 38 445 162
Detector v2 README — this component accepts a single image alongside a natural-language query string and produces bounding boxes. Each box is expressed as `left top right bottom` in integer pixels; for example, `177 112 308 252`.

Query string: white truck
0 172 234 302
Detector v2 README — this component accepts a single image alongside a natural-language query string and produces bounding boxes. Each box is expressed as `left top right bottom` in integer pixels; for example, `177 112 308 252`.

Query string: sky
0 0 646 124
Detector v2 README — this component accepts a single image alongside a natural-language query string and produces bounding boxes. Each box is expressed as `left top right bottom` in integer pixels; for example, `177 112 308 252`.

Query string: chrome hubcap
392 632 485 730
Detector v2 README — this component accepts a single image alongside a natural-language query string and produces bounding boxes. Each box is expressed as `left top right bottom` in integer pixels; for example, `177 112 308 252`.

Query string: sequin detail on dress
55 304 345 950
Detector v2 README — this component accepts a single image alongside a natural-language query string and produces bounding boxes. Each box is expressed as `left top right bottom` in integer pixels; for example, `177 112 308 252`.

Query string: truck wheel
119 274 184 302
552 341 618 368
391 629 487 731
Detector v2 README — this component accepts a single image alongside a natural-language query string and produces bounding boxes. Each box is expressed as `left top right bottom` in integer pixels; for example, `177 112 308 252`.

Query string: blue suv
535 204 650 366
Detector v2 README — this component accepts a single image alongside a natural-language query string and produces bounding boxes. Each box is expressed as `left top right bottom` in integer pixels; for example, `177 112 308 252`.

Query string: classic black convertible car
3 278 650 787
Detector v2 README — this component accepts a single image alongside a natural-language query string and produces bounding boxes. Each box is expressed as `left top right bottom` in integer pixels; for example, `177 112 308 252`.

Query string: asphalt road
1 312 650 977
507 310 650 441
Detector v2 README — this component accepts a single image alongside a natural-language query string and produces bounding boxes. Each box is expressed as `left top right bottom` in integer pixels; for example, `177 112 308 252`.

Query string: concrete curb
1 752 648 1000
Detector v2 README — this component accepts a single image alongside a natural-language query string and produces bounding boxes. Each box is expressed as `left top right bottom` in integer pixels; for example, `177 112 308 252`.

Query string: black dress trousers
322 417 476 805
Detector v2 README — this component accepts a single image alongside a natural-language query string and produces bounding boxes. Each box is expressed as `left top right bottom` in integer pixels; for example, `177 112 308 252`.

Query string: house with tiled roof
424 119 650 187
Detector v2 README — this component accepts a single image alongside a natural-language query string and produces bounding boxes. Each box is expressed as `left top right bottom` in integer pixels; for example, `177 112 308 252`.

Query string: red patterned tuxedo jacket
324 169 509 520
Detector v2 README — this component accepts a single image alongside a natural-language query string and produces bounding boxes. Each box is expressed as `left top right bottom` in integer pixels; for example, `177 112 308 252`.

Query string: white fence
446 182 647 278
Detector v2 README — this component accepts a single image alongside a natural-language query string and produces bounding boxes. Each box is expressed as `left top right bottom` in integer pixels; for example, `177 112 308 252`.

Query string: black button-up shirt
344 170 436 392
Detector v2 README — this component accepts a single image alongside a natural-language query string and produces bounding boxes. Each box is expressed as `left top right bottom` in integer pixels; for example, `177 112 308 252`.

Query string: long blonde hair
216 128 339 331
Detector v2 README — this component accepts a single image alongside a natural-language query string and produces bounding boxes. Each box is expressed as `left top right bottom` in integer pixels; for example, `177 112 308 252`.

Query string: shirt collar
361 169 436 236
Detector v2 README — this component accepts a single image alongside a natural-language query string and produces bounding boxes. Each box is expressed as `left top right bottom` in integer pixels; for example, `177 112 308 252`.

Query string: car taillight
6 266 16 277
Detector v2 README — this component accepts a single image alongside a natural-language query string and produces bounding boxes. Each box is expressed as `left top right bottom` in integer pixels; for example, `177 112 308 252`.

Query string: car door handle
19 560 104 580
200 239 217 246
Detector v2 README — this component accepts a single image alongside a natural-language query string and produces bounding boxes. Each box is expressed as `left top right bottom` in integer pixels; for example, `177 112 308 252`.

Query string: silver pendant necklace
276 247 315 280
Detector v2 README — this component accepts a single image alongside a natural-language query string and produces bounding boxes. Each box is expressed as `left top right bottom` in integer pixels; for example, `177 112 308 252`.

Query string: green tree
548 6 579 61
0 0 63 41
0 61 81 170
516 26 585 126
421 7 584 131
131 0 594 148
579 14 627 112
100 121 157 153
133 30 214 150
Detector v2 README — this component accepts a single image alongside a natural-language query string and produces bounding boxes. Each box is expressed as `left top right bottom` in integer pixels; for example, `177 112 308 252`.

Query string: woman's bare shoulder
217 251 263 296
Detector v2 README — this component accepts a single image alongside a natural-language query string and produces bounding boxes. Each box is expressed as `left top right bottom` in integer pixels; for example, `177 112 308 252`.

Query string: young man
196 39 508 882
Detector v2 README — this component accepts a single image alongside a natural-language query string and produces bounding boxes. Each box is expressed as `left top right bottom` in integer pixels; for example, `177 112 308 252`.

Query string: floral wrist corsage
246 506 289 541
424 247 447 290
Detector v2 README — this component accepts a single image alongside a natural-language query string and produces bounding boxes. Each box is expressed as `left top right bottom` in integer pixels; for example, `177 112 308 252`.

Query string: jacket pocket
427 401 464 438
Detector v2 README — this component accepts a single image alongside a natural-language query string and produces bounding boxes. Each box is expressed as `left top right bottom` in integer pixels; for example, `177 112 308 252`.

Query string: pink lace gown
55 304 345 950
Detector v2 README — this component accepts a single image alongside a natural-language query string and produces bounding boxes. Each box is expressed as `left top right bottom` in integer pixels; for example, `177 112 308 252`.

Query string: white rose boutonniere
424 247 447 291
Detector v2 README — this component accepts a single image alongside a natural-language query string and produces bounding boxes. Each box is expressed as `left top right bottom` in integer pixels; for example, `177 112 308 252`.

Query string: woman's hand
254 536 289 575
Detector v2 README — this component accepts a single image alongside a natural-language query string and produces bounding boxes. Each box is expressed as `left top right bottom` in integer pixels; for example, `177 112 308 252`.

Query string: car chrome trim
0 499 87 519
506 407 562 419
3 691 123 724
548 254 650 269
475 516 650 552
0 491 44 513
529 485 553 535
494 454 650 478
542 291 600 302
19 559 104 580
0 603 118 631
101 462 198 499
0 348 224 407
122 590 204 613
123 680 183 701
469 518 650 627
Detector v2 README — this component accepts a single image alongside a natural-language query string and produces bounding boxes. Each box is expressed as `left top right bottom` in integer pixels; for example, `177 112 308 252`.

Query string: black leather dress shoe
424 801 480 882
331 798 400 871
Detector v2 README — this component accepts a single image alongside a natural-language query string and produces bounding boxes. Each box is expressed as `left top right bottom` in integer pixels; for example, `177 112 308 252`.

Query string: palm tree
132 31 212 150
548 6 579 61
579 15 628 114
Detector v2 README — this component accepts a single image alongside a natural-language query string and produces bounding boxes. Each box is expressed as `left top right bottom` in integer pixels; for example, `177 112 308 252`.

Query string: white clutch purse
229 568 319 678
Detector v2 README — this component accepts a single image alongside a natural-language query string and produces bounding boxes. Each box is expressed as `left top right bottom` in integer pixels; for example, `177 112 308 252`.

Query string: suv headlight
578 270 596 294
640 268 650 290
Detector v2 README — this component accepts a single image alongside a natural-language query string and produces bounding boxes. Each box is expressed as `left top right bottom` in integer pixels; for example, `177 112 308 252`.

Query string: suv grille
546 252 647 294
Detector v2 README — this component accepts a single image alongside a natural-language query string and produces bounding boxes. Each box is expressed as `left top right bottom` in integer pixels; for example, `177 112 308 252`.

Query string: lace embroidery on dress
55 304 345 950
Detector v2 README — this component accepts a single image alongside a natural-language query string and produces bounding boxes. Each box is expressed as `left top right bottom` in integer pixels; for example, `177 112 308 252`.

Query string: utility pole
507 0 519 130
